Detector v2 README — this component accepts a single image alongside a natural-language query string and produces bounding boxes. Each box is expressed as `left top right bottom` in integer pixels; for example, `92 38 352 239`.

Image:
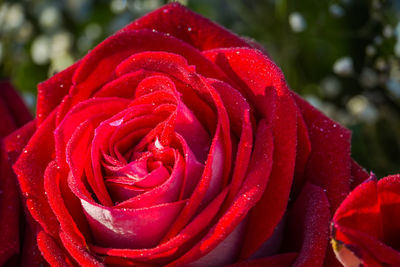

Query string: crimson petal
204 48 297 259
120 3 251 51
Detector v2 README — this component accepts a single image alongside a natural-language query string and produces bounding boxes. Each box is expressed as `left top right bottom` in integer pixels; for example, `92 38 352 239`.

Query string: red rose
11 3 368 266
0 81 32 265
332 174 400 267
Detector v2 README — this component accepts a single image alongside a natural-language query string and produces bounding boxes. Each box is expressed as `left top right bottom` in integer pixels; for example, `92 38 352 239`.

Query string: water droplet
154 138 163 150
187 27 192 32
109 118 124 127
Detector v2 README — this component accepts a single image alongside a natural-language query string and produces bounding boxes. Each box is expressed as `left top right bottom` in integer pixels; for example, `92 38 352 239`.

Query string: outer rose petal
282 183 331 267
120 3 251 51
350 159 369 190
37 62 80 125
0 141 20 265
332 175 400 266
0 81 33 265
293 94 352 213
0 81 32 135
37 231 74 267
4 121 45 266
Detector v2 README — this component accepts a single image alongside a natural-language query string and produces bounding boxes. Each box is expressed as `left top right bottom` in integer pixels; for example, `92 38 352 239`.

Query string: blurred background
0 0 399 177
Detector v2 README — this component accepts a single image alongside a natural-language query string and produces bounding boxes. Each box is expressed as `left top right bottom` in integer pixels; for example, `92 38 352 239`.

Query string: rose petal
81 198 186 249
116 51 218 134
206 80 254 208
333 175 400 266
37 231 74 267
120 3 251 51
36 62 80 125
44 161 91 254
174 133 205 199
21 220 47 266
184 221 247 267
56 97 130 167
282 183 331 267
60 231 105 266
57 98 130 206
4 120 36 163
114 151 184 209
291 111 311 197
294 94 351 213
228 253 298 267
90 187 230 263
172 120 274 265
162 128 225 240
13 111 60 237
71 30 227 105
0 81 32 130
0 142 20 265
204 47 298 258
4 121 43 265
350 159 369 190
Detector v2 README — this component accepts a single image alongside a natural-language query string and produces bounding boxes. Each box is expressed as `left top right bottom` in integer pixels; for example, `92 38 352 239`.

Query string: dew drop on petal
109 118 124 127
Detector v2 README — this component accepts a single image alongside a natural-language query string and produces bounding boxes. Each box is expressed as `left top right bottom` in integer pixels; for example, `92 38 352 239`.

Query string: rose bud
0 81 32 265
332 174 400 267
11 3 371 266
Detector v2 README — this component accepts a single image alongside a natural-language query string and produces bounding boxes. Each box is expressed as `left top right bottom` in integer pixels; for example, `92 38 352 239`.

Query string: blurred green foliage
0 0 399 177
